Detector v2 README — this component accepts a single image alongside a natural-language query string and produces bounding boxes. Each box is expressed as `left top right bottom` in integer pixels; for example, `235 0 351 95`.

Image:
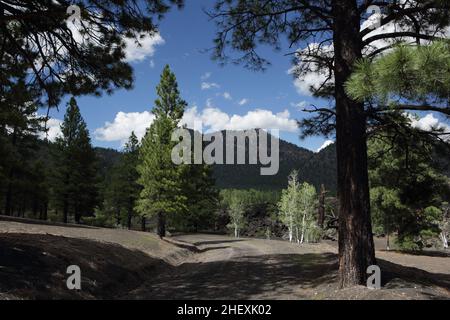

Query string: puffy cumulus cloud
123 33 165 63
94 111 155 145
317 140 334 153
96 106 299 145
40 118 63 142
201 82 220 90
181 106 299 133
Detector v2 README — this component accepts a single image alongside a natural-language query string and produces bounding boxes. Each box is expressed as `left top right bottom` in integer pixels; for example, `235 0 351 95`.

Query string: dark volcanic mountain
211 131 337 193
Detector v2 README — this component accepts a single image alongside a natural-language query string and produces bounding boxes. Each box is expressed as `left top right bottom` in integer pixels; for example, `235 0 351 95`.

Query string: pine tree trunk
63 199 69 224
157 212 166 238
127 212 132 230
332 0 376 288
141 217 146 232
4 173 13 216
127 198 133 230
4 127 17 217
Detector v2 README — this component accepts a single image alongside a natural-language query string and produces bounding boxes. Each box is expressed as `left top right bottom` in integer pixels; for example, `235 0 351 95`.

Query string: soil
0 217 449 300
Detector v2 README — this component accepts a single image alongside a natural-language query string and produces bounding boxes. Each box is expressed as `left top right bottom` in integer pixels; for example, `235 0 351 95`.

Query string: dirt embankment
0 218 191 299
1 218 449 300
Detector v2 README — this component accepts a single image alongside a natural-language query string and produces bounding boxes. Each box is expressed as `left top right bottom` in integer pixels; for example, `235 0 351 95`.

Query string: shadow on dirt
0 234 166 300
1 234 449 300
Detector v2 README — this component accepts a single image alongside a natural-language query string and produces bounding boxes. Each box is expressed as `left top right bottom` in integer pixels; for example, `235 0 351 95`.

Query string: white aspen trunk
289 211 293 242
300 211 306 244
296 226 300 244
440 232 448 249
234 223 238 238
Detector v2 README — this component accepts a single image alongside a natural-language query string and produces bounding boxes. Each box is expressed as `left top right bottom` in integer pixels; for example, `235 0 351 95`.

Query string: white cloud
182 106 299 133
409 113 450 140
201 82 220 90
238 99 249 106
40 118 63 142
123 33 165 63
317 140 334 153
94 111 155 145
289 43 334 97
223 92 232 100
95 106 299 144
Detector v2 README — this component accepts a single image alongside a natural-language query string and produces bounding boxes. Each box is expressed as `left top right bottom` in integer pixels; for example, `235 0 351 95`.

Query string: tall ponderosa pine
174 162 219 232
204 0 450 287
137 66 187 238
104 132 141 229
0 77 45 216
53 97 98 224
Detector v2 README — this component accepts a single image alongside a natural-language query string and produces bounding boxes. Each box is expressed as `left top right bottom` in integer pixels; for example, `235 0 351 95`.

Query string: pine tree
103 132 141 229
368 132 450 250
53 97 98 224
136 66 188 238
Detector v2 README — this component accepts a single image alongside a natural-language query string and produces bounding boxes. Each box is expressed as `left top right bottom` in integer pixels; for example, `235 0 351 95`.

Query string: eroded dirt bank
0 219 449 300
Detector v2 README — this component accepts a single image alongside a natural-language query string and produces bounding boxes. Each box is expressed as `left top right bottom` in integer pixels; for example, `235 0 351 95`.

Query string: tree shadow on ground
134 253 450 300
378 259 450 291
132 252 339 299
0 215 99 230
0 234 165 300
1 233 449 300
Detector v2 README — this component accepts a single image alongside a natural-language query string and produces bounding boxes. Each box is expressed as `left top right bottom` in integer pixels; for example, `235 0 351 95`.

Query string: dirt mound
0 234 173 299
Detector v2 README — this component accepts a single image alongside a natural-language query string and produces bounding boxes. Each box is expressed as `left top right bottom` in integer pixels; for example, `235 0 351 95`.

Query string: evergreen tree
0 0 183 106
53 97 98 224
136 66 187 238
369 132 450 250
0 77 44 216
103 132 141 229
175 162 219 232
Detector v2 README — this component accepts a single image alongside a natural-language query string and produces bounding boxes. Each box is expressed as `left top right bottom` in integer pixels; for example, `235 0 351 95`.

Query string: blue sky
44 1 334 152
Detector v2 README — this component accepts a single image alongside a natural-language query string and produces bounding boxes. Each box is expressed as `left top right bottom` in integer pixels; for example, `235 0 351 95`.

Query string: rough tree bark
332 0 376 288
141 217 146 232
157 212 166 238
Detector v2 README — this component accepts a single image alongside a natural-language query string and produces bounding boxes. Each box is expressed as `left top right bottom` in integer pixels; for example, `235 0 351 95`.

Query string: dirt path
128 234 450 300
1 219 449 300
